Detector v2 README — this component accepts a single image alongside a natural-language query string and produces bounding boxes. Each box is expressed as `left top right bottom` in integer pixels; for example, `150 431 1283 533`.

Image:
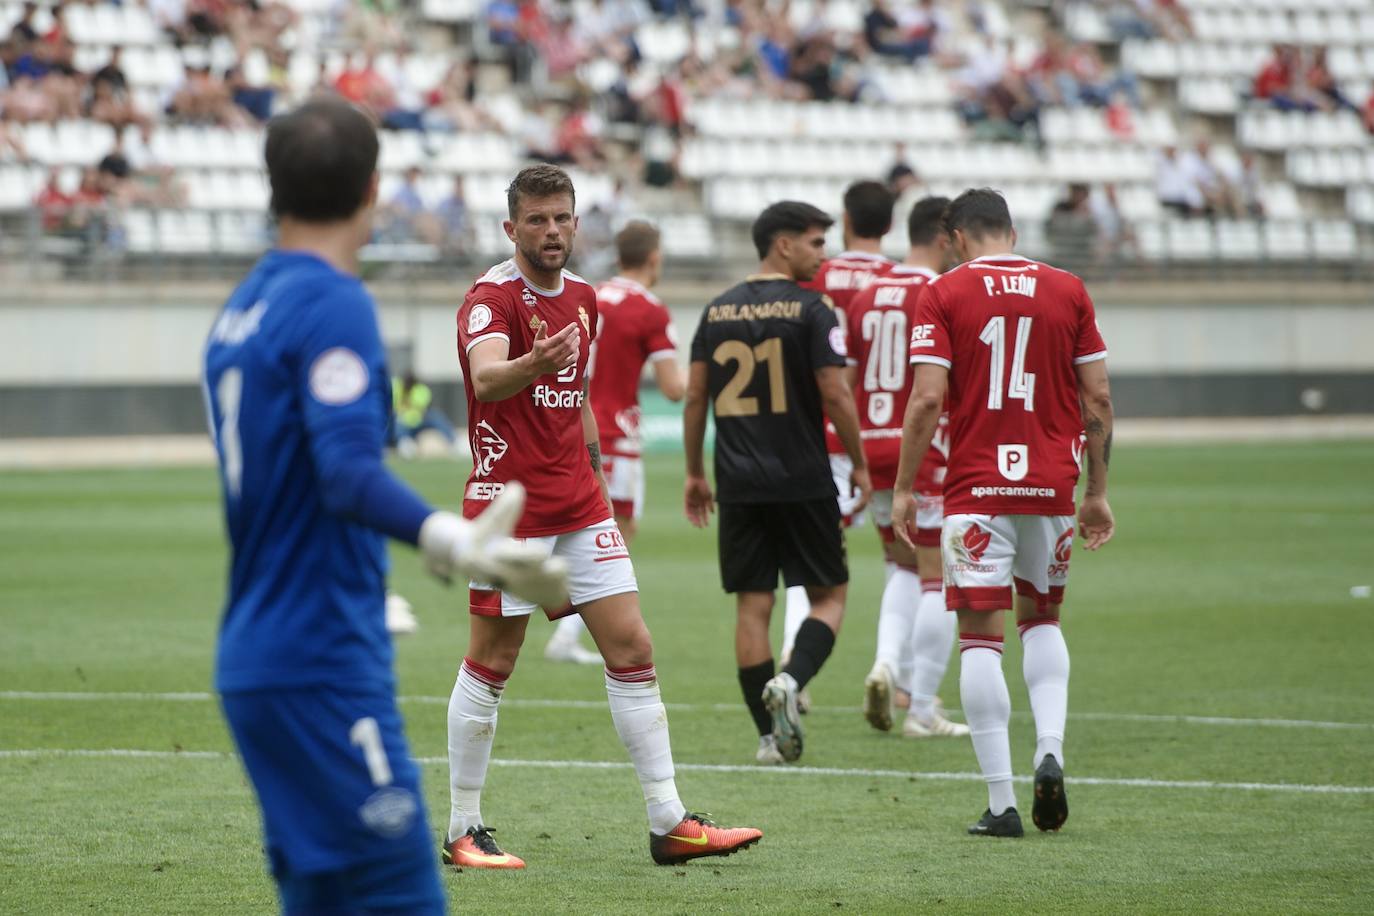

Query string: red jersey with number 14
456 259 608 537
845 265 946 492
802 251 896 455
588 275 678 459
910 254 1107 517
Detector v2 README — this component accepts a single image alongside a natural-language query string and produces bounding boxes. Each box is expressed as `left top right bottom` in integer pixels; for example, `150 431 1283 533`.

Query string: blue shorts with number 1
221 684 445 915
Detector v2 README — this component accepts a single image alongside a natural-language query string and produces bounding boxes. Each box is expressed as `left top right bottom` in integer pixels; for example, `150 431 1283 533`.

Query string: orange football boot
441 826 526 870
649 813 763 865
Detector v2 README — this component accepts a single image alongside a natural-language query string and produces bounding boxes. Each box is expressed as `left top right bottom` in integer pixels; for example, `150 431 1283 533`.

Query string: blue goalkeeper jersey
203 250 397 693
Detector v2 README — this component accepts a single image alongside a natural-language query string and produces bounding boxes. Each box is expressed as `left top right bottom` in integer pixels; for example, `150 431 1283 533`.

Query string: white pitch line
0 748 1370 796
3 690 1372 732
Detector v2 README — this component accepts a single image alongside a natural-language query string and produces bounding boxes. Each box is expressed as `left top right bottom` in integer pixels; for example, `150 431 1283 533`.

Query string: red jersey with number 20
588 276 678 459
802 251 896 455
456 259 608 537
910 254 1107 517
845 265 947 493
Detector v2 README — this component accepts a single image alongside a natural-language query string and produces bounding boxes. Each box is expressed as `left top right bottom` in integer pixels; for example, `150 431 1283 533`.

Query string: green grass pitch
3 442 1373 914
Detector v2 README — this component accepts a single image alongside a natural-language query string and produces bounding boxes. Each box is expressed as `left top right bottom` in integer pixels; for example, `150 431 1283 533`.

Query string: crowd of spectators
1251 44 1363 116
1155 141 1264 220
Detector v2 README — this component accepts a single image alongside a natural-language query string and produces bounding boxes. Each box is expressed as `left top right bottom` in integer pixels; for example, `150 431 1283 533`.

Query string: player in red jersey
445 165 761 869
846 196 969 740
780 180 897 699
543 220 684 665
892 189 1115 838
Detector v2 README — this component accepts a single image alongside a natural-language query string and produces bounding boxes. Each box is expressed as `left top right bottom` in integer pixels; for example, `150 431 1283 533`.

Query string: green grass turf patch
2 442 1373 913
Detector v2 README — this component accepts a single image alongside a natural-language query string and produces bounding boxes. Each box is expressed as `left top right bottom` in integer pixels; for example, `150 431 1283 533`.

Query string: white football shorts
942 513 1075 612
869 489 944 548
602 454 645 520
469 518 638 618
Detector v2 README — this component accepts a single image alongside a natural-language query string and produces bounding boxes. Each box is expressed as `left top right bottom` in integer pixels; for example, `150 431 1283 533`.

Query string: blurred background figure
391 371 461 459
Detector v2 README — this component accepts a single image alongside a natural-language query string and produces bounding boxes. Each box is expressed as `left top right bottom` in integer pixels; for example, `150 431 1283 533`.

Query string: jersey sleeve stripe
647 348 678 362
910 355 952 368
464 331 510 353
1073 350 1108 365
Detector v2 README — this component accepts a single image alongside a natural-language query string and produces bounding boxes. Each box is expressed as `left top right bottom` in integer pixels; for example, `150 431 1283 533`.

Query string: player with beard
445 165 762 868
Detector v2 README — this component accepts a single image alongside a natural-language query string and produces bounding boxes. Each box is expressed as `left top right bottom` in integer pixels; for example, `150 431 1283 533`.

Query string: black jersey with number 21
690 274 848 504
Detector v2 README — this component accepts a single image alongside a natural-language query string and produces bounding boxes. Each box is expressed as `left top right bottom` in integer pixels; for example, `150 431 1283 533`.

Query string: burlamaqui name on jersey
706 300 804 323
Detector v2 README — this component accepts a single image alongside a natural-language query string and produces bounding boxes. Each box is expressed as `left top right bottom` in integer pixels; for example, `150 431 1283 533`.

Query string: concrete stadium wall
2 294 1372 438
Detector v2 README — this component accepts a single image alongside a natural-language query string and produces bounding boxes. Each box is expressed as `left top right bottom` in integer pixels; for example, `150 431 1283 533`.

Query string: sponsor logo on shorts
947 522 996 573
358 786 418 839
962 523 991 562
594 527 630 563
472 420 508 477
1047 527 1073 576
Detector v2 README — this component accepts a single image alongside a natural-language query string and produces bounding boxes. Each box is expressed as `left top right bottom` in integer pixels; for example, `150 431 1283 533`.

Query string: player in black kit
683 200 872 765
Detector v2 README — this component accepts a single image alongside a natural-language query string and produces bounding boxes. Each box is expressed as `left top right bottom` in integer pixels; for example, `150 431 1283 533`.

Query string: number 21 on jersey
713 338 785 416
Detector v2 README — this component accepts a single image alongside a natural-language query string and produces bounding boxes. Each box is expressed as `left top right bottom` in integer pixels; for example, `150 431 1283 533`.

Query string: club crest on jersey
997 444 1029 481
578 306 590 335
522 287 538 308
528 314 542 332
472 420 509 477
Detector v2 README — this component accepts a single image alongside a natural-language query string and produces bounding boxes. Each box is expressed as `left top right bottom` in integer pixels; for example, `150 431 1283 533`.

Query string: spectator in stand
1155 145 1203 216
1180 140 1233 217
376 48 427 132
865 0 932 62
88 47 155 139
520 99 561 161
1026 29 1076 106
956 36 1041 146
540 13 588 86
342 0 403 49
1070 41 1142 108
10 3 40 45
577 0 644 67
333 52 383 108
1364 89 1374 137
1253 44 1315 113
426 59 495 133
435 175 470 256
225 62 277 123
1223 151 1265 219
186 0 231 41
379 166 439 244
555 96 605 168
1088 182 1139 268
790 32 860 103
1306 47 1356 114
35 167 74 233
168 63 252 127
755 18 794 92
1046 182 1096 269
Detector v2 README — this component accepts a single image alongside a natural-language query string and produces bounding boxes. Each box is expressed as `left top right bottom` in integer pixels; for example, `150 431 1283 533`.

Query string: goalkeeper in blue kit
202 98 567 914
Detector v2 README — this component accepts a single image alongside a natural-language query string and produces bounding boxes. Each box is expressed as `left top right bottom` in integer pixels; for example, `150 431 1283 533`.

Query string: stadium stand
0 0 1369 281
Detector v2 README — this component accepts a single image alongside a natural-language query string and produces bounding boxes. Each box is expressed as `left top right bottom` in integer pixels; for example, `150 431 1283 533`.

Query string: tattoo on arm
1083 411 1111 469
587 441 601 473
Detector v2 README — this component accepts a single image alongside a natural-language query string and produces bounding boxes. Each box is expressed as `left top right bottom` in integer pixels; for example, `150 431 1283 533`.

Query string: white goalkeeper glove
417 483 570 610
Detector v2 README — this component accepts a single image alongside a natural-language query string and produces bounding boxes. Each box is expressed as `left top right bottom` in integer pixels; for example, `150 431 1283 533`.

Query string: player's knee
735 591 775 622
605 623 654 668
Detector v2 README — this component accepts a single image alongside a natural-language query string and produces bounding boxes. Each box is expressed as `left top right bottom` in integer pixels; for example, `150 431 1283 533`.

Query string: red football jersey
910 253 1107 517
456 259 608 537
801 251 896 455
588 276 678 459
845 265 947 493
